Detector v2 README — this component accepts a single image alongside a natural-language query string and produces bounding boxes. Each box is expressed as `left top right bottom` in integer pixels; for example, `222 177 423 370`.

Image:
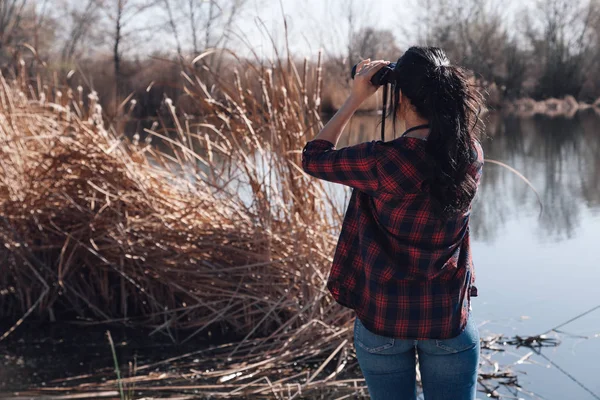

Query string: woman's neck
403 117 430 139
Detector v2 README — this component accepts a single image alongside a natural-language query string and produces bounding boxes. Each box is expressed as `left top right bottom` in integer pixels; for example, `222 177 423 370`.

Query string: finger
358 61 378 75
362 60 385 71
359 61 386 76
357 58 370 73
362 60 387 71
363 62 389 79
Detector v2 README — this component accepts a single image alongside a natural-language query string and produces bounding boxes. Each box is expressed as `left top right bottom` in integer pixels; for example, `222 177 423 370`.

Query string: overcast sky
101 0 523 61
236 0 418 59
232 0 524 59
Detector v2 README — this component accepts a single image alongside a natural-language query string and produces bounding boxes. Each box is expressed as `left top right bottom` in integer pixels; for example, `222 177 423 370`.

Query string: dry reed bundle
0 52 367 397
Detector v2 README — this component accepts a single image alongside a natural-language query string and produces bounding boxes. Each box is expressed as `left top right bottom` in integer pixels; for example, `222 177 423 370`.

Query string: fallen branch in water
484 159 544 217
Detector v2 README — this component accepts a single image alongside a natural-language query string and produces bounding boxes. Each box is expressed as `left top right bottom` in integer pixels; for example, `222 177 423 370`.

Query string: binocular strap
381 83 388 142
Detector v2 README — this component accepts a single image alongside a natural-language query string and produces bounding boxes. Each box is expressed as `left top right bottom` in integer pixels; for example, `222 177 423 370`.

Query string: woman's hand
310 59 389 146
349 59 390 104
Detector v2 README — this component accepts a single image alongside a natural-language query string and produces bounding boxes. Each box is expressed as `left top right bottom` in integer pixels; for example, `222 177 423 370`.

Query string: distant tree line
0 0 598 119
314 0 600 106
0 0 251 117
410 0 600 102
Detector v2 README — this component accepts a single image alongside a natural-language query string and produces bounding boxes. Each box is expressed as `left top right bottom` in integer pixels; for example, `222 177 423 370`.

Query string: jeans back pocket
434 315 480 354
354 317 395 354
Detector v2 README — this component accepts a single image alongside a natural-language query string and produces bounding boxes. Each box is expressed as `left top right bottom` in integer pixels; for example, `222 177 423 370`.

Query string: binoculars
351 62 397 86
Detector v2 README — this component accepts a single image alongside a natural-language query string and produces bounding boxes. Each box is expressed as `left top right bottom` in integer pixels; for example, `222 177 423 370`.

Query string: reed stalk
106 330 125 400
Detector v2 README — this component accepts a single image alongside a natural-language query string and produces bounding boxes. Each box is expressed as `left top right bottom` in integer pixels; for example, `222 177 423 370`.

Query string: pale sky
237 0 419 59
86 0 524 61
234 0 523 59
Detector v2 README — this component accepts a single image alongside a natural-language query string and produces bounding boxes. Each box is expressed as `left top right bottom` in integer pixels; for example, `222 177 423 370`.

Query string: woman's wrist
344 94 364 111
312 94 361 144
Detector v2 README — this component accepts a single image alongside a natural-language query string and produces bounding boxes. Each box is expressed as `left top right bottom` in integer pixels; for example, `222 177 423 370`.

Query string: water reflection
477 112 600 242
142 111 600 243
340 111 600 243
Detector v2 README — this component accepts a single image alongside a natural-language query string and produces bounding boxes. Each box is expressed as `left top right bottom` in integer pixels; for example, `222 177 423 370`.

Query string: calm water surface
337 111 600 399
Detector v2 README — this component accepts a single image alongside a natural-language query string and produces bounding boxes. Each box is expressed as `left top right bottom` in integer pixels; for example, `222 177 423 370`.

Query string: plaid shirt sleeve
301 139 381 194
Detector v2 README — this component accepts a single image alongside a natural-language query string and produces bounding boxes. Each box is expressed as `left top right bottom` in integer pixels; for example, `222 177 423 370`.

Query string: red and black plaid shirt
301 136 484 340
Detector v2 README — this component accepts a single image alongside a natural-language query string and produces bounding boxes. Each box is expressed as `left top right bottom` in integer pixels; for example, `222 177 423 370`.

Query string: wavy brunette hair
388 46 485 220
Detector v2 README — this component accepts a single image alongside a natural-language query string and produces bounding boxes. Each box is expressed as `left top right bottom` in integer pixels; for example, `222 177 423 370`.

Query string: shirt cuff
302 139 335 153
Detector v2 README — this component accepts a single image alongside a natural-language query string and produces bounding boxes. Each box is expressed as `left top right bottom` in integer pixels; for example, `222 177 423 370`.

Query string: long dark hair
388 46 484 220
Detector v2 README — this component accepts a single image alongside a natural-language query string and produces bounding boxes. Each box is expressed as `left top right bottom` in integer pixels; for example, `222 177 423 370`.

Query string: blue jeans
353 313 480 400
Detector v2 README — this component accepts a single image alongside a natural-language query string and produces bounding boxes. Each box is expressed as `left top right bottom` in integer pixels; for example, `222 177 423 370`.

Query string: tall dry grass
0 49 365 396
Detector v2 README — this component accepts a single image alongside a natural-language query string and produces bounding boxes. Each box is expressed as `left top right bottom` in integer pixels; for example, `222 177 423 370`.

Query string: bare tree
524 0 598 98
349 27 401 63
408 0 532 98
300 0 376 81
61 0 103 61
0 0 59 63
181 0 249 56
162 0 183 62
411 0 508 70
187 0 199 54
204 0 216 50
585 0 600 99
102 0 159 110
325 0 373 65
0 0 28 50
32 0 50 53
114 0 124 102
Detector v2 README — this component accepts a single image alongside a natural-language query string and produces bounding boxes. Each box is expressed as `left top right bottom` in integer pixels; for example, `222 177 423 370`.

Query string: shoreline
0 319 549 399
323 96 600 119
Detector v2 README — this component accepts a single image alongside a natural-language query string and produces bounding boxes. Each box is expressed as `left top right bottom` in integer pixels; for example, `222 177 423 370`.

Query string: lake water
337 111 600 399
471 113 600 400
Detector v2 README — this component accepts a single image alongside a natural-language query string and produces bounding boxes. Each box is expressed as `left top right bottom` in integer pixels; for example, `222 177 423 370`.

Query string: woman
301 46 485 400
